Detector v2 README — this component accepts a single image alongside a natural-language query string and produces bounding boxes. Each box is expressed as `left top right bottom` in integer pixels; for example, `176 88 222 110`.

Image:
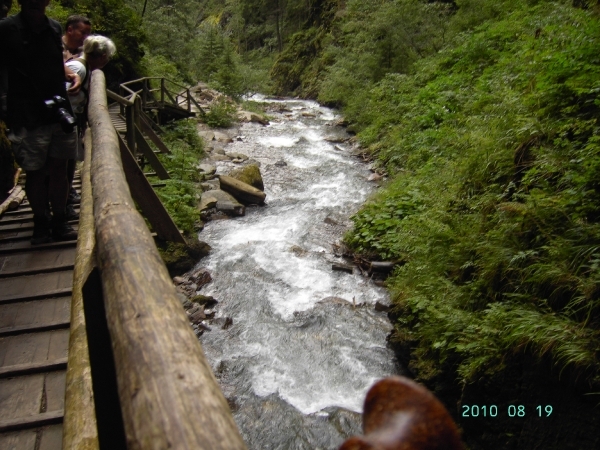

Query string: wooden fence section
64 70 246 449
118 77 204 123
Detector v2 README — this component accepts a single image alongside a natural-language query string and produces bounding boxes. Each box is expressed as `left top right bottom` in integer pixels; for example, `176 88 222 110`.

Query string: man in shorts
0 0 81 244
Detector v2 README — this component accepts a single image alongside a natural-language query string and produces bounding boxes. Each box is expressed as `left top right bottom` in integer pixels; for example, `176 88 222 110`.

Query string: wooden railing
64 70 246 449
62 71 463 450
118 77 204 117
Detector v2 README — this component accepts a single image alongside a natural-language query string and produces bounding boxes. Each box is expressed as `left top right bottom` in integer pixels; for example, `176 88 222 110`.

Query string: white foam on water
259 135 299 147
199 97 396 425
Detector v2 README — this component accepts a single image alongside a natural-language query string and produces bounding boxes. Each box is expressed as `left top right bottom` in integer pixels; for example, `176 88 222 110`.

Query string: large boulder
218 175 266 205
227 164 264 191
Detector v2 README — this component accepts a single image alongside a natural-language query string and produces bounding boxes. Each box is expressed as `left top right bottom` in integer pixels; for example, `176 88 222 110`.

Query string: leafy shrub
154 119 204 234
202 97 238 128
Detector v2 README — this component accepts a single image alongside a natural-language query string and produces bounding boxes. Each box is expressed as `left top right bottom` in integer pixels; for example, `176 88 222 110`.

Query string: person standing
0 0 81 244
62 14 91 61
62 14 90 214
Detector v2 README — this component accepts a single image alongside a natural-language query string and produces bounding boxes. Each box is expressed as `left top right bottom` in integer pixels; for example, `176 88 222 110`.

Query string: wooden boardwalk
0 182 79 449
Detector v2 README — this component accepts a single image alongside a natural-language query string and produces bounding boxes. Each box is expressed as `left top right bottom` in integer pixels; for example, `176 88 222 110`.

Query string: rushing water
198 97 399 449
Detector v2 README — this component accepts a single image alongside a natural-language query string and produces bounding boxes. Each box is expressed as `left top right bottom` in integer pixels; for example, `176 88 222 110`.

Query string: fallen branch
0 185 25 216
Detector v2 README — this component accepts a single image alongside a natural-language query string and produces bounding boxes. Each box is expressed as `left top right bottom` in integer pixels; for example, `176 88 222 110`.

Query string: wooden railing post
125 102 135 155
88 69 246 450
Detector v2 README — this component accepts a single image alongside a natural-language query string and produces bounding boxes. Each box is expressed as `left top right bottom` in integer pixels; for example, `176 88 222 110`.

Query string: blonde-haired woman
67 35 117 119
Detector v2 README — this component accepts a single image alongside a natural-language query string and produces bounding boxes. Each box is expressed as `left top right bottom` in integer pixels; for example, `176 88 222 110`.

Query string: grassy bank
330 1 600 447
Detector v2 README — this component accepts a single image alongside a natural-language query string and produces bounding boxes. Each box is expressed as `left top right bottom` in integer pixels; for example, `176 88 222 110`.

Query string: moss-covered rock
190 294 218 307
228 164 264 191
157 238 211 277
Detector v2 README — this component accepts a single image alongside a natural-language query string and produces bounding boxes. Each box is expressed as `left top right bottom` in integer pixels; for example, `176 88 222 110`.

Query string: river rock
239 111 269 125
211 154 231 162
198 131 215 142
202 189 246 216
190 294 218 307
290 245 307 256
317 296 353 306
227 164 264 191
201 179 220 191
199 193 218 212
198 163 216 175
226 152 249 161
189 310 206 324
218 175 267 205
214 131 233 143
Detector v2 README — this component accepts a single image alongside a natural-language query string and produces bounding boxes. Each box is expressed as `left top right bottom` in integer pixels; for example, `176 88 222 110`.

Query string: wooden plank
0 240 76 256
0 229 32 242
0 329 69 369
0 222 33 233
0 248 76 277
118 134 185 244
138 113 170 154
0 214 34 225
0 271 74 303
134 125 170 179
0 374 45 422
0 320 70 338
44 371 66 413
0 429 37 449
0 357 67 378
0 297 70 333
0 410 63 433
38 424 63 450
140 110 164 134
0 289 72 305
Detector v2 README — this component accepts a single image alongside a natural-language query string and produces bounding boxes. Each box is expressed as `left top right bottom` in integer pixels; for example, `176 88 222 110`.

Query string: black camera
44 96 76 133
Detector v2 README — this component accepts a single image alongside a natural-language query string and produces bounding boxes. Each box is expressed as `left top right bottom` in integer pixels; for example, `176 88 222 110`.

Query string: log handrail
86 69 246 449
62 129 99 450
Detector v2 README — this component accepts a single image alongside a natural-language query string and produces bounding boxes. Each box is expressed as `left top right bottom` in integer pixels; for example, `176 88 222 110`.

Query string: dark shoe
52 216 78 242
65 203 79 221
31 216 52 245
67 188 81 205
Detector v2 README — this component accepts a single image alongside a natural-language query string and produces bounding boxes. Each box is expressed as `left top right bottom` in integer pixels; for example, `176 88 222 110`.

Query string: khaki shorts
8 123 78 171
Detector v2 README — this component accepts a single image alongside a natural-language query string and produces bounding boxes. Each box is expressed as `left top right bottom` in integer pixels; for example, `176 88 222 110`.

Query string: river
197 96 399 449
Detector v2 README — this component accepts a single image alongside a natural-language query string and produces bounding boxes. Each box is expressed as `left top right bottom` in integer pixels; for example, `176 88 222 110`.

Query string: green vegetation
202 97 239 128
336 0 600 396
154 119 204 235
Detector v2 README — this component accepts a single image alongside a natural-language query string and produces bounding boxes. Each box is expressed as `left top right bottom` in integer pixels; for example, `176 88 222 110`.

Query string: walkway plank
0 182 79 448
0 271 74 304
0 248 76 277
0 329 69 369
0 297 71 334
